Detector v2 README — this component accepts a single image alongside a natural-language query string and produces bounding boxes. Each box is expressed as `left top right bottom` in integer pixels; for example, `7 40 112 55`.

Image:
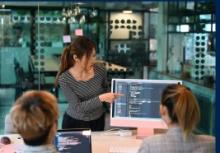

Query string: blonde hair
10 90 59 145
161 84 200 138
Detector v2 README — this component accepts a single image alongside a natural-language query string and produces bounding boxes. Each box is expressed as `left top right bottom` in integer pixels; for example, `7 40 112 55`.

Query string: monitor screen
54 128 92 153
110 79 182 138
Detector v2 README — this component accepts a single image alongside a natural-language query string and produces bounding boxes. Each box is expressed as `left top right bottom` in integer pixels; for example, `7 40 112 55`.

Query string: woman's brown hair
161 84 200 138
55 36 96 86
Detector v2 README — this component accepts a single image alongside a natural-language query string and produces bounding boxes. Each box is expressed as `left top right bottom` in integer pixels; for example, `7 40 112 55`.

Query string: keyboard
109 146 139 153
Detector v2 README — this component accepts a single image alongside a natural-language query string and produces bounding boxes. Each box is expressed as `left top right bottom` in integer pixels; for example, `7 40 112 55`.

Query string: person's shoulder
195 134 215 143
194 135 215 152
58 70 70 84
94 63 106 72
59 70 68 78
142 134 165 144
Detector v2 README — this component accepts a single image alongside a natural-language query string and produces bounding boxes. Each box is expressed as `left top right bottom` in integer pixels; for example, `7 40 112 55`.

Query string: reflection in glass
176 24 190 32
199 14 211 21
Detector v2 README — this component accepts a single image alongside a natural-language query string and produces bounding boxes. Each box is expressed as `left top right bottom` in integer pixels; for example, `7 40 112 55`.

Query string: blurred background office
0 1 215 136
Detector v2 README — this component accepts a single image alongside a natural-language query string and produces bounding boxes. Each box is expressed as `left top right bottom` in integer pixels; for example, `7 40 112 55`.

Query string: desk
92 132 141 153
0 132 142 153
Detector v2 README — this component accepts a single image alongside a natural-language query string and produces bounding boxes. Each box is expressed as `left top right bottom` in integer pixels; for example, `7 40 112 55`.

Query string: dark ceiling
1 1 158 11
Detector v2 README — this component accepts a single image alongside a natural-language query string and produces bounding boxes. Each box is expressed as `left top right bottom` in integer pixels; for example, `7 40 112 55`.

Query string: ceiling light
79 15 86 24
122 10 133 14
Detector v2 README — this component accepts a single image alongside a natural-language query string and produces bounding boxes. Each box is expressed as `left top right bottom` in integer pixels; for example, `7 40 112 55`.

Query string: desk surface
92 132 141 153
0 132 142 153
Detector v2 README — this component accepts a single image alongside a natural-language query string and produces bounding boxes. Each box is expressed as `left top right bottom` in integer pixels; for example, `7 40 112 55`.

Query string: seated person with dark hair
10 90 59 153
138 84 215 153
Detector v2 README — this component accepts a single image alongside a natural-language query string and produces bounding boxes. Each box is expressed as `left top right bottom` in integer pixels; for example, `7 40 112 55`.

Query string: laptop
54 128 92 153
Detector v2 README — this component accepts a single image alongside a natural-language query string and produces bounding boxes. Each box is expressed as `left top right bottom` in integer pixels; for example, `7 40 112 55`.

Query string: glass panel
167 24 176 32
167 34 184 75
70 23 98 43
181 15 195 23
168 16 179 23
168 2 178 14
149 39 157 66
33 5 66 92
0 8 32 134
143 12 149 39
213 14 216 22
34 5 99 92
108 10 159 78
186 2 195 10
176 24 190 32
207 33 215 53
149 13 158 38
149 12 158 66
199 14 211 22
0 9 31 88
179 1 186 11
109 40 148 68
167 32 215 88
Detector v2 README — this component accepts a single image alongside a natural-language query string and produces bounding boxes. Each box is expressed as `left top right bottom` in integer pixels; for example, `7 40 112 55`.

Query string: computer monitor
110 79 182 138
54 128 92 153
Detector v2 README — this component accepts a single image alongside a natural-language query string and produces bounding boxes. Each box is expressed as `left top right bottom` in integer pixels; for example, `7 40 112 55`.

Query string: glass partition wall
0 7 32 133
0 2 157 133
0 1 215 135
0 3 157 98
0 4 101 98
0 5 65 98
0 4 68 133
167 1 215 88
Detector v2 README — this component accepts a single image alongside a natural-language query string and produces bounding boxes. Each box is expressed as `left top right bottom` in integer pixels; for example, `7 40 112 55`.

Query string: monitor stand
136 127 154 139
136 127 168 139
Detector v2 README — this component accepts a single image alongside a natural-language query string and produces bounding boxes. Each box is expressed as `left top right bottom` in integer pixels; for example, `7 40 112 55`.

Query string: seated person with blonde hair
10 90 59 153
138 84 215 153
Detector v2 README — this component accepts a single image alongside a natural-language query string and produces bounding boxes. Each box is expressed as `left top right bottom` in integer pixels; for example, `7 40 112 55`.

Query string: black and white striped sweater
58 64 109 121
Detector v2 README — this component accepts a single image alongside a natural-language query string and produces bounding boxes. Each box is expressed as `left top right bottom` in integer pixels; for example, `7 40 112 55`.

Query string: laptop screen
54 128 92 153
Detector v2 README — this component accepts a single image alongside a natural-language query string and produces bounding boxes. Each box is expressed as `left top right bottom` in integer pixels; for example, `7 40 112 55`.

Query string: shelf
168 10 195 17
167 31 214 34
110 39 149 41
168 22 195 25
168 10 214 17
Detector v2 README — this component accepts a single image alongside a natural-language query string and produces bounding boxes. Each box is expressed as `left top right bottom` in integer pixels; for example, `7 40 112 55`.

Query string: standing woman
138 84 215 153
55 36 121 131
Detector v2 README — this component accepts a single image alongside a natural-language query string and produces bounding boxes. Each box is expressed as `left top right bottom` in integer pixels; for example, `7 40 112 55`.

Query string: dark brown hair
161 84 200 138
10 90 58 146
55 36 96 86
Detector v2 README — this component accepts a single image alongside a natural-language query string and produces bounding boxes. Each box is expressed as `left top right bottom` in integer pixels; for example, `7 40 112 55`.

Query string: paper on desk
0 144 22 153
